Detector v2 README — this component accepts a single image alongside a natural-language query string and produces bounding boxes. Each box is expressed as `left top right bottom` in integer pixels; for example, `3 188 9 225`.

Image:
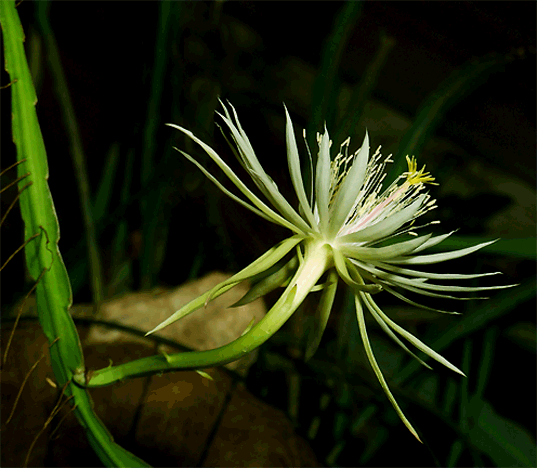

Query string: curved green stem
74 238 333 388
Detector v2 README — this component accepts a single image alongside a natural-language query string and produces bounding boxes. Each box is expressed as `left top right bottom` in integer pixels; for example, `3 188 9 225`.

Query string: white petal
338 233 432 261
381 283 460 314
361 293 466 377
351 258 510 293
385 240 498 265
328 131 369 237
176 148 283 226
365 301 433 370
333 250 382 293
412 230 457 253
315 126 332 233
217 108 311 232
338 194 424 243
167 129 303 235
369 261 502 281
379 279 488 300
354 295 423 442
284 105 317 229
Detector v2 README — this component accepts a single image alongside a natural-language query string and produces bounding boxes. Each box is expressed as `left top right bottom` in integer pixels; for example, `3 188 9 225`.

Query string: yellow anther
405 156 437 185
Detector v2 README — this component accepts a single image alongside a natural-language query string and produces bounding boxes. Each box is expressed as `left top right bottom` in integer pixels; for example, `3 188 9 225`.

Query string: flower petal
217 105 311 232
387 239 498 265
369 261 502 281
338 233 432 261
315 126 332 233
365 301 433 371
381 283 460 314
354 294 423 442
328 131 369 237
351 258 511 293
333 249 383 293
338 194 425 243
167 125 303 234
175 148 285 226
361 292 466 377
378 279 488 300
284 104 317 229
412 230 457 253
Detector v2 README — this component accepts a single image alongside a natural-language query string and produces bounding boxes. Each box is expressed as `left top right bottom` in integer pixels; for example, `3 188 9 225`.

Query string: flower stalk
78 238 331 387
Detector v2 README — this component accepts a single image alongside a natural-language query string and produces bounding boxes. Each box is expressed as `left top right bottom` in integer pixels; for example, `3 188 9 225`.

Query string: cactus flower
143 102 511 441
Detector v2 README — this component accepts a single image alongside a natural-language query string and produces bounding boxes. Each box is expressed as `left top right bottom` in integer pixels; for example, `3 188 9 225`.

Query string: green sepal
240 317 256 336
196 370 214 381
145 235 303 335
231 256 298 307
305 269 338 361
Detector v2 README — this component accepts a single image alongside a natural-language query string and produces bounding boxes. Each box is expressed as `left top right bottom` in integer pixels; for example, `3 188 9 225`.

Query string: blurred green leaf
387 55 510 186
505 322 537 352
309 1 363 140
140 1 174 289
108 149 136 297
36 0 104 305
93 142 121 223
333 32 395 147
468 395 536 467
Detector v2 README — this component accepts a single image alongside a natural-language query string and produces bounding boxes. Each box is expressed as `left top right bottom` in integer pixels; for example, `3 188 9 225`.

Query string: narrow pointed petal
380 278 488 300
365 300 433 370
315 126 332 233
284 104 317 229
339 233 432 261
217 106 311 232
339 194 424 244
385 276 514 293
305 269 338 360
176 148 286 227
361 293 466 377
354 294 423 442
328 131 370 237
167 126 303 235
412 230 457 253
351 258 511 293
382 283 460 314
387 240 498 265
333 249 383 293
302 130 315 208
370 261 502 281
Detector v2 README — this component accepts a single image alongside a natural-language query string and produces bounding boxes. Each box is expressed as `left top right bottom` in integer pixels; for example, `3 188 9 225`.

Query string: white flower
148 101 513 441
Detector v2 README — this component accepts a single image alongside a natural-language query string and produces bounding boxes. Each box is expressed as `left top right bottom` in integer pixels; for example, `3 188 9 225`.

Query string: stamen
336 152 438 240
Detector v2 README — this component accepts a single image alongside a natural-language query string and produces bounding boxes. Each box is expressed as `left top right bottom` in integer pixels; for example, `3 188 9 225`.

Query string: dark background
2 2 535 467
